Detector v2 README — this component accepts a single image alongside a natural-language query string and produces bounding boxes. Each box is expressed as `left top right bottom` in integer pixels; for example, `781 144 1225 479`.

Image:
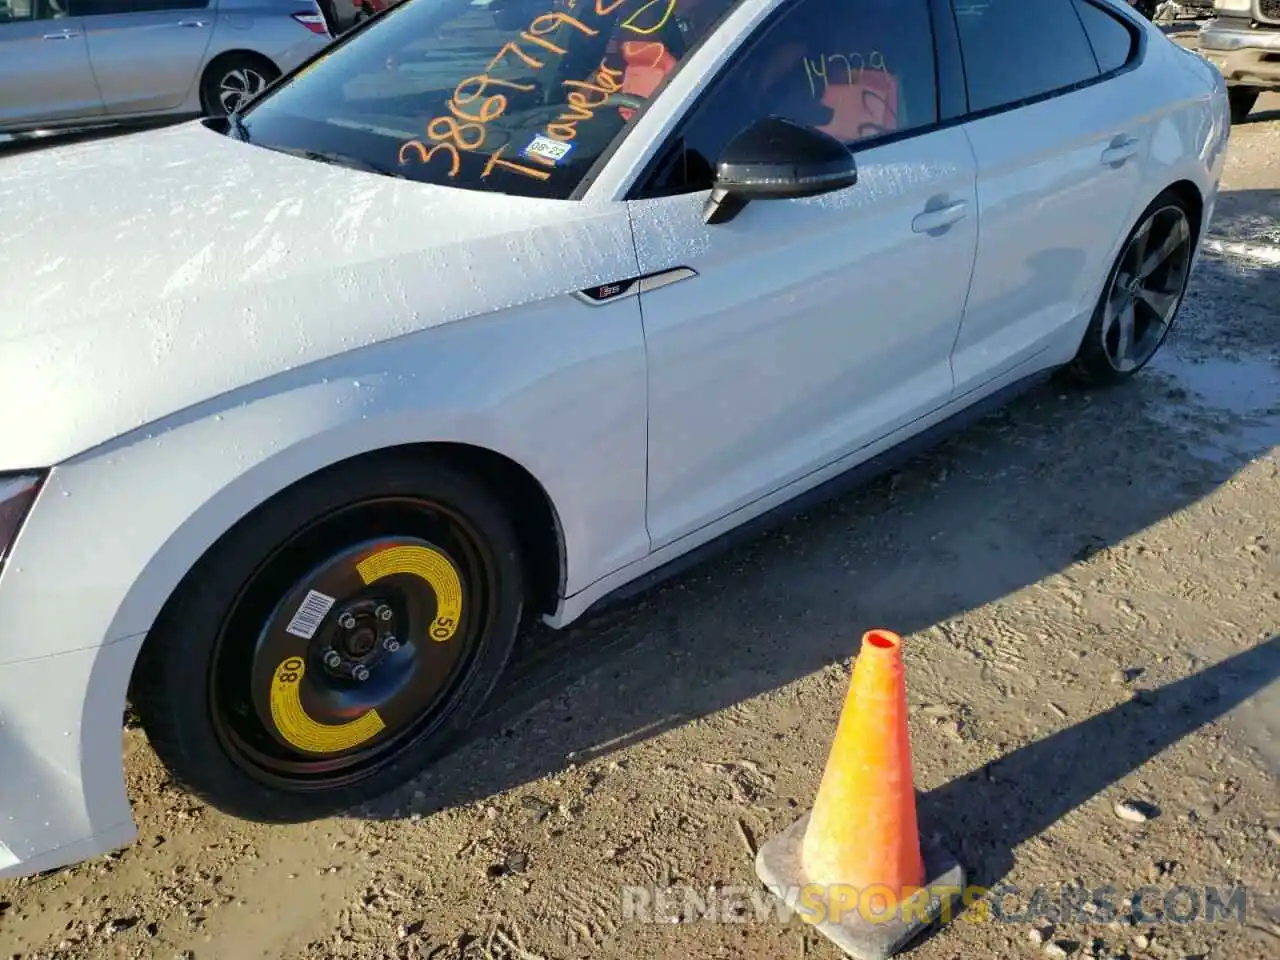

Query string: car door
74 0 215 115
0 0 104 129
947 0 1151 394
626 0 979 549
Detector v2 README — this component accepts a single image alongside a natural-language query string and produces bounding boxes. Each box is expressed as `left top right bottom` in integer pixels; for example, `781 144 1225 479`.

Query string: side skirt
575 367 1058 620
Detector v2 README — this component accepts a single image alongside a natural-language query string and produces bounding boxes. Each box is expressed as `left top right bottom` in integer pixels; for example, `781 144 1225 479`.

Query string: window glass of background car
0 0 61 21
1073 0 1136 75
238 0 740 200
646 0 938 195
952 0 1101 114
0 0 33 21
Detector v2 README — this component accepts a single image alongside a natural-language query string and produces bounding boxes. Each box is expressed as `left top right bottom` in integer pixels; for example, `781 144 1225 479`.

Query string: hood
0 121 635 468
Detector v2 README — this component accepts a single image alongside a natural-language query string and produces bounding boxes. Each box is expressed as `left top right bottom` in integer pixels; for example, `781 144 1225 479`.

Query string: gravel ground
2 53 1278 960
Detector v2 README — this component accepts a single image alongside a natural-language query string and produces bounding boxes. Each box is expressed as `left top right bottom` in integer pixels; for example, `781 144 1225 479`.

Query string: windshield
238 0 740 199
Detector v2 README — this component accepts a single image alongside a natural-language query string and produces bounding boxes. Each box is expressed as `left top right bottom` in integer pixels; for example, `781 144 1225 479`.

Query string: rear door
73 0 215 115
948 0 1150 393
0 0 104 129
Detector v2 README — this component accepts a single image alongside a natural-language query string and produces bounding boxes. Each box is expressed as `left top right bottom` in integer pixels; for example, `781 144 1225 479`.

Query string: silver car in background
0 0 331 135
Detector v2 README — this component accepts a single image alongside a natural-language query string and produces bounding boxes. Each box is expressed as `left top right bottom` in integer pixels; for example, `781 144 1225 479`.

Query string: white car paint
0 0 1229 877
631 128 979 548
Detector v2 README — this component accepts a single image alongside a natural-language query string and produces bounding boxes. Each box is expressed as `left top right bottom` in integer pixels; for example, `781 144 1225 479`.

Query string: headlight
1214 0 1253 12
0 473 44 568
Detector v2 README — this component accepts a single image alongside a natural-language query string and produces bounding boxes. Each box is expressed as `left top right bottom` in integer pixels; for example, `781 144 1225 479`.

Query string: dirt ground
3 55 1279 960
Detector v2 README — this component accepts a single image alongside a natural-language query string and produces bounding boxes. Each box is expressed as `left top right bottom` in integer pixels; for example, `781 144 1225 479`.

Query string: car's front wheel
132 455 525 821
1067 189 1196 386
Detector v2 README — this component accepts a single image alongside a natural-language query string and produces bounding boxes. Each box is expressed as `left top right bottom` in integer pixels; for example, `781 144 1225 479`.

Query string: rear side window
1073 0 1137 75
952 0 1101 114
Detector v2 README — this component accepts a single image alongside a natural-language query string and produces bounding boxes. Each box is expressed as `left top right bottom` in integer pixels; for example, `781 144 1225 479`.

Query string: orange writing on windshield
398 0 667 182
545 61 624 142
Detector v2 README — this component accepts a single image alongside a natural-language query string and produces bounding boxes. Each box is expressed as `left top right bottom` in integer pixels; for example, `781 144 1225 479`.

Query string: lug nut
382 636 400 653
338 612 357 630
352 665 371 682
376 604 394 622
323 650 343 669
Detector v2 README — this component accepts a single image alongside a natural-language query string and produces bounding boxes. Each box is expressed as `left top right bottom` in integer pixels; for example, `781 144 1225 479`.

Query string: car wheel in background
1228 88 1259 124
132 455 526 822
1067 189 1196 386
200 54 282 118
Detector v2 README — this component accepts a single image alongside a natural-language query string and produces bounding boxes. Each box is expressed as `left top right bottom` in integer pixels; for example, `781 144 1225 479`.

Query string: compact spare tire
132 455 525 821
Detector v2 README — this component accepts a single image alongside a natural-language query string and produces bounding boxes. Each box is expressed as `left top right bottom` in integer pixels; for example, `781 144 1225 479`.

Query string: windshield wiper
264 146 406 179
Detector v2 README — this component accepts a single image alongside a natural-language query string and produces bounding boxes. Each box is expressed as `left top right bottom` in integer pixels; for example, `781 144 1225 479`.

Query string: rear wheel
133 456 525 821
1067 190 1195 386
200 54 280 118
1228 87 1259 124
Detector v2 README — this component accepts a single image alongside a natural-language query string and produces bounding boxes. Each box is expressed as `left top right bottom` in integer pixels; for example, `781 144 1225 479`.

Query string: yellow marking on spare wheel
356 545 463 643
269 657 385 754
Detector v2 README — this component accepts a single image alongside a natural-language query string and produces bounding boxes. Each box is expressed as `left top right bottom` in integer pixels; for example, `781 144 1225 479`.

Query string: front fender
0 292 646 877
1 293 648 666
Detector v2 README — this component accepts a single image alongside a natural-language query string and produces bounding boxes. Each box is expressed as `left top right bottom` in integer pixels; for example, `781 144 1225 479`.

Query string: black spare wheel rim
209 496 495 789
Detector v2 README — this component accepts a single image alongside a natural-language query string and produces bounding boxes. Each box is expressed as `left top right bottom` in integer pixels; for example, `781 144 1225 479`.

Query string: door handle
42 30 78 39
1101 136 1141 167
176 19 209 26
912 199 969 235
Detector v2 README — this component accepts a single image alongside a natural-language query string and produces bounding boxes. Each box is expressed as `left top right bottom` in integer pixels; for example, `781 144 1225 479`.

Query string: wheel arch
129 439 567 696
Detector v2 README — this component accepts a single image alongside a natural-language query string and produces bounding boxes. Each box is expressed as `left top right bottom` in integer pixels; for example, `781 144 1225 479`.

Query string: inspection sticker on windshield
284 589 337 640
523 135 573 165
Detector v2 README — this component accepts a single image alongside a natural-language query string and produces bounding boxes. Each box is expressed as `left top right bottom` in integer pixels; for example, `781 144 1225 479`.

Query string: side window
952 0 1101 115
1073 0 1137 75
643 0 939 196
69 0 210 13
1 0 48 22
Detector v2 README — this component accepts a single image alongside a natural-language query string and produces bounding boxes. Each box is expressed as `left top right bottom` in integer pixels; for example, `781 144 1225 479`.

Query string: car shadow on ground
345 185 1279 847
916 635 1280 919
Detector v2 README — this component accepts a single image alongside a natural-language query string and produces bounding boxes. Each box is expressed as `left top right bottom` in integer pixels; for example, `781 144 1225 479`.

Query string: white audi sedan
0 0 1228 877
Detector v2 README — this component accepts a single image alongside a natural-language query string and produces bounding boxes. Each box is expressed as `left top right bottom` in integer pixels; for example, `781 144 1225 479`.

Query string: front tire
132 455 525 822
1067 189 1196 387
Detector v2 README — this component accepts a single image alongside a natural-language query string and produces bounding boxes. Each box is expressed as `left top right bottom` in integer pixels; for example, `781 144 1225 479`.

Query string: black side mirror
703 116 858 225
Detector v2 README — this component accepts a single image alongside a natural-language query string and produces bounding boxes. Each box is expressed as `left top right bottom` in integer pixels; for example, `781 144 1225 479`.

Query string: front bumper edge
0 635 143 879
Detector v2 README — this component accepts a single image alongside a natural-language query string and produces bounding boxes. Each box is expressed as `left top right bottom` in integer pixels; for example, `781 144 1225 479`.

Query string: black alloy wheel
1068 190 1196 385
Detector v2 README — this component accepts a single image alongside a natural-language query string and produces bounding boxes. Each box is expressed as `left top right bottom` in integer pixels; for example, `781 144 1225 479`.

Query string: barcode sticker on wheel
284 589 337 640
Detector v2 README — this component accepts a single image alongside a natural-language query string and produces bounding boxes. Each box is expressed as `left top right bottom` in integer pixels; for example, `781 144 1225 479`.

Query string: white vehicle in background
1198 0 1280 121
0 0 1228 878
0 0 330 135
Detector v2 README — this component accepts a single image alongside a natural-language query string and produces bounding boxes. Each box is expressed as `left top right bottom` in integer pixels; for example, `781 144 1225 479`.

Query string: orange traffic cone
754 629 963 960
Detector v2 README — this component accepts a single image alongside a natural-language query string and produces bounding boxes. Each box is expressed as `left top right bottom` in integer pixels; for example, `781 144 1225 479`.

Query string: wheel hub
327 598 399 672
